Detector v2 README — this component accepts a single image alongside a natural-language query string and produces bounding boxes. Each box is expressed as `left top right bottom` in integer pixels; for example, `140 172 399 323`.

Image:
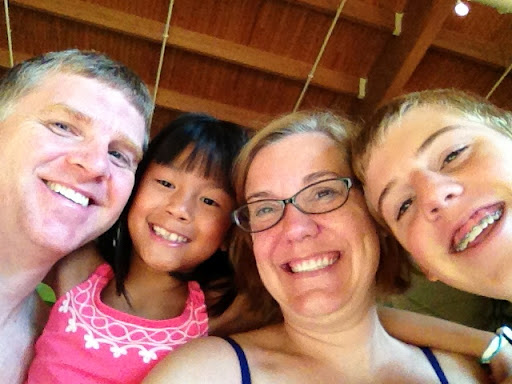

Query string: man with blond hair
0 49 152 383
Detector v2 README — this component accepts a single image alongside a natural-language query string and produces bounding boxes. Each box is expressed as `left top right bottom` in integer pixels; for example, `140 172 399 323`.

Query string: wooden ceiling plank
13 0 505 101
357 0 454 117
284 0 395 30
433 29 511 68
286 0 507 70
11 0 359 95
0 47 268 130
168 27 360 94
11 0 163 41
154 87 270 130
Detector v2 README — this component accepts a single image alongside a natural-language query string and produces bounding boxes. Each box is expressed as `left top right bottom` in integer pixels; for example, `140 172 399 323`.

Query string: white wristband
481 325 512 364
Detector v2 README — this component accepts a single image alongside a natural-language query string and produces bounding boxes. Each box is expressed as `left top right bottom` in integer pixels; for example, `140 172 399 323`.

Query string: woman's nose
280 204 319 242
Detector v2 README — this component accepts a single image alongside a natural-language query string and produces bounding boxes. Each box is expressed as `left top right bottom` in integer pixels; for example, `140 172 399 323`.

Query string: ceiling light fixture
455 0 470 16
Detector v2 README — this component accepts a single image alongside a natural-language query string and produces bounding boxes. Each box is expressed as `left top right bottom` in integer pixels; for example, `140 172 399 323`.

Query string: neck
110 255 189 320
0 230 59 322
283 305 400 368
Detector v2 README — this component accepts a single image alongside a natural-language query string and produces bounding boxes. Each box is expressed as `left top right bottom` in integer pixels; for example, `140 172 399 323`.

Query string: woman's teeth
455 209 502 252
153 225 189 243
290 255 339 273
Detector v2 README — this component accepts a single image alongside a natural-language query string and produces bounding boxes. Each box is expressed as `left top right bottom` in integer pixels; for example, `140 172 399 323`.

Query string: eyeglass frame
232 177 354 233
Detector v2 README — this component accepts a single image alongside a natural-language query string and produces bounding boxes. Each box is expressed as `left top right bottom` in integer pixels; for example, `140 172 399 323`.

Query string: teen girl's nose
164 189 193 222
67 139 110 181
412 170 463 221
280 204 319 242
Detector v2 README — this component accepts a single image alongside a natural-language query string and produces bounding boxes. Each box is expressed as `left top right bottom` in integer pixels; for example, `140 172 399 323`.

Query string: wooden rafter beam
285 0 395 30
13 0 506 98
356 0 454 117
0 48 270 130
433 29 512 68
154 87 271 130
11 0 359 96
287 0 509 68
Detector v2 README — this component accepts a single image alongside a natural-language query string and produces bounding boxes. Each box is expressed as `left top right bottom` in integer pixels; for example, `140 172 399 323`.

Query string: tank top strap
419 346 449 384
223 337 251 384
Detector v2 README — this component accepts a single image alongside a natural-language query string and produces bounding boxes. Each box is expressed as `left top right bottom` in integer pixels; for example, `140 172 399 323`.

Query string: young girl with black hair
25 113 258 383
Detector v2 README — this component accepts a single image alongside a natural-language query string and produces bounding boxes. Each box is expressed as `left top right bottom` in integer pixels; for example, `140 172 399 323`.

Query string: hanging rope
293 0 347 112
149 0 176 127
4 0 13 67
486 61 512 99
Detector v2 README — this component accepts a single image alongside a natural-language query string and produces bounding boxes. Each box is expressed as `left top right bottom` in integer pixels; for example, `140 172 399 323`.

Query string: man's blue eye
53 122 70 131
109 151 130 167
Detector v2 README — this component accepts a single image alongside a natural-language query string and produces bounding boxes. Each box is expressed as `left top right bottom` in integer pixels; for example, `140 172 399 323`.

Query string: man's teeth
46 182 89 207
455 210 502 252
153 225 189 243
290 256 338 273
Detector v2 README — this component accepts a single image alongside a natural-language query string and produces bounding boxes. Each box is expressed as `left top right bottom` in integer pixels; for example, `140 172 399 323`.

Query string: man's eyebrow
41 103 92 124
117 137 144 164
42 103 144 162
377 124 464 216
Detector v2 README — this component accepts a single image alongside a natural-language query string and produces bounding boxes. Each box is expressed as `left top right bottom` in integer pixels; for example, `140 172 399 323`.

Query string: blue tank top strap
223 337 251 384
420 346 449 384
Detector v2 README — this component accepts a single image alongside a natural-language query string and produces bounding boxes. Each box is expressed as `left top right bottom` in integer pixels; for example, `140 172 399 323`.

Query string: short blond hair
353 89 512 191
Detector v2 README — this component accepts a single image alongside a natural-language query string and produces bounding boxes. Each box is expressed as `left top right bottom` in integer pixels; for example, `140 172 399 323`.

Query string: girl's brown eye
157 179 174 188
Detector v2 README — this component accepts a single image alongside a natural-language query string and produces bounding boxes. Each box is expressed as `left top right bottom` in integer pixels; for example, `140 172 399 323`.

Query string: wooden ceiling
1 0 511 136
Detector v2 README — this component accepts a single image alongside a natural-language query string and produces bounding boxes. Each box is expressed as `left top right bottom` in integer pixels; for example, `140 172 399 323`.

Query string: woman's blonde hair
231 111 410 319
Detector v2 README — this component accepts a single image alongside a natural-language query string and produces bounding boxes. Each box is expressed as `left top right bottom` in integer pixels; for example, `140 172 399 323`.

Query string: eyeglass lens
235 178 350 233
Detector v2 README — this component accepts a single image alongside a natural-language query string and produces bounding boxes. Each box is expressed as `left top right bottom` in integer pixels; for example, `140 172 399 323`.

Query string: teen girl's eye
396 197 414 221
441 146 468 168
157 179 174 189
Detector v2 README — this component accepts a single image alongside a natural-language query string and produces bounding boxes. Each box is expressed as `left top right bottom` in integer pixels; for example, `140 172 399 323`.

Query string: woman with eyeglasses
143 111 487 383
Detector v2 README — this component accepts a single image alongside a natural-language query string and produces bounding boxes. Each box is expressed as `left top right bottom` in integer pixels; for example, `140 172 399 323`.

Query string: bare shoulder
142 336 244 384
433 348 491 384
209 293 279 336
46 242 104 298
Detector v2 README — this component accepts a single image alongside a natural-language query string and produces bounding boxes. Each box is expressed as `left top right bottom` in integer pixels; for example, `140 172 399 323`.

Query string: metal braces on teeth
455 209 502 252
